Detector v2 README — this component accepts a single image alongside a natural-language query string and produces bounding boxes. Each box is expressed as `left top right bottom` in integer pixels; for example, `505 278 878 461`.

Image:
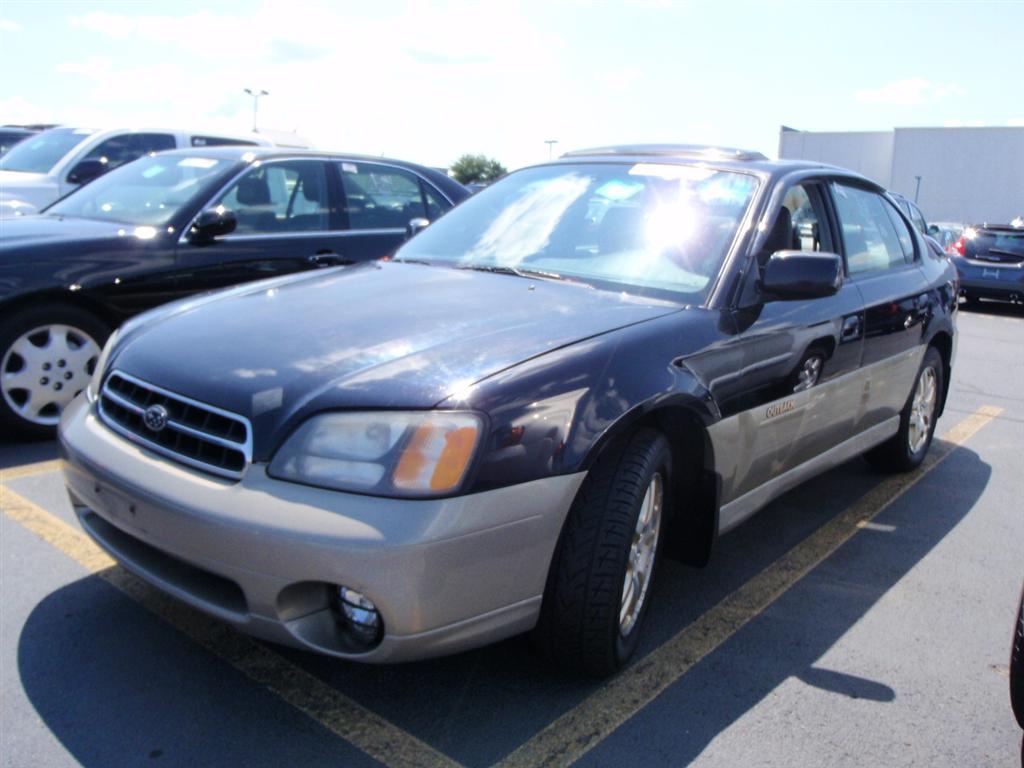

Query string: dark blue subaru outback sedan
59 145 958 675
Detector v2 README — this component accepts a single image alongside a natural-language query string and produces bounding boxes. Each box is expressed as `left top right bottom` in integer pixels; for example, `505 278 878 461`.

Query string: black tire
0 303 111 439
1011 586 1024 730
864 346 944 473
532 428 671 676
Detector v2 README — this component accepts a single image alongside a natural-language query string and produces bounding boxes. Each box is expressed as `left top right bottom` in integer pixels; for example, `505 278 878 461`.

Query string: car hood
0 172 59 216
110 261 682 458
0 215 143 249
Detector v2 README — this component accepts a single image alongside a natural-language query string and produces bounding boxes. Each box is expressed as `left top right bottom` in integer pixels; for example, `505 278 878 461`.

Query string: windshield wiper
390 257 440 266
453 264 567 281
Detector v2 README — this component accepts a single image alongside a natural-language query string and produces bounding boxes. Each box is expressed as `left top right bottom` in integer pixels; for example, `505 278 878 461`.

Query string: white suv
0 127 271 216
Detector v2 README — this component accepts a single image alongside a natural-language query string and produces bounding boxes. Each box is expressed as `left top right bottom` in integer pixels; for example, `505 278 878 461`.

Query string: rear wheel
0 304 110 438
864 346 943 472
532 428 671 676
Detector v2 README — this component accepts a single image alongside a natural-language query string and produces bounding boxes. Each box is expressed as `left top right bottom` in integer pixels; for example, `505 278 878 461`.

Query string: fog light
336 586 382 646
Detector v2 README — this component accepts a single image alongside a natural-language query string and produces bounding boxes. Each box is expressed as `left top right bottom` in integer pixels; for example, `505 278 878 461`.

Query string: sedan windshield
46 154 234 226
397 163 758 301
0 127 95 174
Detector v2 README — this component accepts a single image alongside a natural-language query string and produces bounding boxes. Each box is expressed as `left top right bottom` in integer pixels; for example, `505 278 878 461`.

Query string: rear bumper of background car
59 396 584 662
954 259 1024 302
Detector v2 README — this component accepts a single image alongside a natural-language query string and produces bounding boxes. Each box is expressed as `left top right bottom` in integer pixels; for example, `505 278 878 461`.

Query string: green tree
450 154 507 185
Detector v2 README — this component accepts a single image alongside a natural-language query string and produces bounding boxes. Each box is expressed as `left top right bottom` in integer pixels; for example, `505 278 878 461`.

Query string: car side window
908 202 927 235
757 183 831 267
831 183 910 276
882 200 916 262
215 160 330 234
422 184 449 220
83 133 175 171
338 163 428 229
191 135 258 147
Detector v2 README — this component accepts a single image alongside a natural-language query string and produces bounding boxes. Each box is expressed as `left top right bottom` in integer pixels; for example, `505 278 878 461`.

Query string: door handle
840 315 861 342
307 251 352 267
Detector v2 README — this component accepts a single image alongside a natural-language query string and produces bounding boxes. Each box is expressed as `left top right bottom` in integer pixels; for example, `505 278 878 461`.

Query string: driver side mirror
188 208 237 244
406 217 431 239
761 251 842 300
926 224 939 235
67 159 108 186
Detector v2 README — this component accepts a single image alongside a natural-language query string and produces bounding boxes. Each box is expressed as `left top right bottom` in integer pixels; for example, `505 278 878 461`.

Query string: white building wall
778 126 1024 224
778 129 894 187
889 127 1024 223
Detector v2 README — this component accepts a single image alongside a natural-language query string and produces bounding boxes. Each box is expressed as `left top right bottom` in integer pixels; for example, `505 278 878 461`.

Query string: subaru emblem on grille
143 404 169 432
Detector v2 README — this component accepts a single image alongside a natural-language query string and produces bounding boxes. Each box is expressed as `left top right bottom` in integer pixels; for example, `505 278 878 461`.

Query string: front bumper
59 396 584 662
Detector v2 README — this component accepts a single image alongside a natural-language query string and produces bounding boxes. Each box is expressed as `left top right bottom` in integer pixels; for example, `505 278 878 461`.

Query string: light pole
545 139 559 160
244 88 269 133
914 175 922 203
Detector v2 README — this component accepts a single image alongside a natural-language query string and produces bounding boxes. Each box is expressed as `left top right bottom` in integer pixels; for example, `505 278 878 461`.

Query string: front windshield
0 127 95 174
47 154 234 226
397 162 758 301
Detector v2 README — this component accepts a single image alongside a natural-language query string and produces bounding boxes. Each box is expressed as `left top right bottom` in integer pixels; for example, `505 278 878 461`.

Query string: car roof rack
561 144 768 162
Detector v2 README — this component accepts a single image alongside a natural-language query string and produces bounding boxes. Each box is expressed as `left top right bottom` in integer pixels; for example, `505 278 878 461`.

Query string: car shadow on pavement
15 446 991 768
0 436 57 470
959 300 1024 318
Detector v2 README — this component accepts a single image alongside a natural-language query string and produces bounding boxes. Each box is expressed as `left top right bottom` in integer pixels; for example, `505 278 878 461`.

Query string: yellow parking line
497 404 1003 768
0 487 463 768
0 459 63 483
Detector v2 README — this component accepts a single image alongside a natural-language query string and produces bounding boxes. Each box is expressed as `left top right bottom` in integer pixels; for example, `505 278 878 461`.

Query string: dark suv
0 147 468 435
60 145 957 675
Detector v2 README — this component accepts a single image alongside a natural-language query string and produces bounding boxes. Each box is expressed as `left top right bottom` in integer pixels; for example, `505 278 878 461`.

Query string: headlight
268 411 484 497
86 328 120 402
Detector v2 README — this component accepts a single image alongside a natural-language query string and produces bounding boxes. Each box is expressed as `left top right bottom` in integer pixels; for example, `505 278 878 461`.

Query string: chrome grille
98 371 252 479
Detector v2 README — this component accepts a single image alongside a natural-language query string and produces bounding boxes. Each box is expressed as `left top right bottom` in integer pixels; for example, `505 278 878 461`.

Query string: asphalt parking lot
2 302 1022 768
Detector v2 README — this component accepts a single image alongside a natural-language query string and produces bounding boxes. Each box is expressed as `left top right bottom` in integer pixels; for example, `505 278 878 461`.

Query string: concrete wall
889 127 1024 224
778 126 1024 224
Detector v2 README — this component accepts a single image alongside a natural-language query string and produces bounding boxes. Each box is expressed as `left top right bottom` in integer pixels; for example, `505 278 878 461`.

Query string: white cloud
854 77 966 106
0 18 22 33
0 96 48 124
1008 118 1024 127
56 0 567 168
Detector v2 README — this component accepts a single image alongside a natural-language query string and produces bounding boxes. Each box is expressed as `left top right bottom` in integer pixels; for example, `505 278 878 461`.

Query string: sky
1 0 1022 171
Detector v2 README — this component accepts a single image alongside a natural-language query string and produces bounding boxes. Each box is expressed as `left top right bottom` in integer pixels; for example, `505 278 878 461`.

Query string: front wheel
1011 586 1024 730
532 428 671 676
0 304 110 438
864 346 943 472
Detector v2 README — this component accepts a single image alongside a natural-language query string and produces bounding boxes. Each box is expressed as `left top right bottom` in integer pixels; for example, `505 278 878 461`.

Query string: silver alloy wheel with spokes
1 324 101 426
619 472 663 637
908 365 938 454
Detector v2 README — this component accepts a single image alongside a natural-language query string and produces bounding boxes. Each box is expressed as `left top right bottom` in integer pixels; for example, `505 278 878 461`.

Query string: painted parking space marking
0 486 463 768
0 406 1002 768
496 405 1002 768
0 459 63 482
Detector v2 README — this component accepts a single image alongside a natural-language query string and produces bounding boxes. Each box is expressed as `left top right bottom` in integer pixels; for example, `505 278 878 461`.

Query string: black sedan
59 145 958 674
0 147 468 435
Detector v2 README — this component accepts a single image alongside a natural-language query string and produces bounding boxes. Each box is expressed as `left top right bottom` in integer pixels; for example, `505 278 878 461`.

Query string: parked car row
0 145 470 435
0 126 272 217
19 142 957 674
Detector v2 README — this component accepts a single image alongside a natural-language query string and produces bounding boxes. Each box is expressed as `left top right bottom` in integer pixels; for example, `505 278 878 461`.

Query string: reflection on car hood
0 215 138 249
112 261 682 456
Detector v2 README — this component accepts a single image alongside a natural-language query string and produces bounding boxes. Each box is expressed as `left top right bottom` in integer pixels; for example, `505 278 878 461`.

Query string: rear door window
338 163 427 229
83 132 176 170
831 183 911 276
191 135 259 147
